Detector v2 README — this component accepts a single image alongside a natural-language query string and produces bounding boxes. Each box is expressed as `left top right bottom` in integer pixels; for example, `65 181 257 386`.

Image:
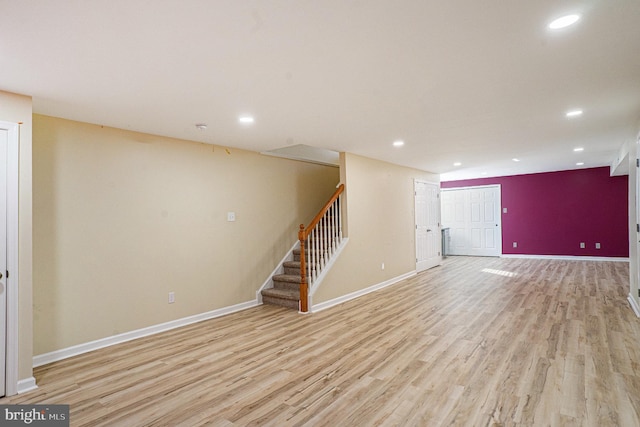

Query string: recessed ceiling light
393 140 404 147
573 147 584 152
453 162 462 166
481 172 488 175
512 158 520 162
238 115 255 124
576 162 584 166
566 109 583 118
195 123 207 130
548 14 580 30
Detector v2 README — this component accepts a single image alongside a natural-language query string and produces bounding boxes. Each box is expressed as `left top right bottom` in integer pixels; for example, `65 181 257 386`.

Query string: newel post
299 224 308 313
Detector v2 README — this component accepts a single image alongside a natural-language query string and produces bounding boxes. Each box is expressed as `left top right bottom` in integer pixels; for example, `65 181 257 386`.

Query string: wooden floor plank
2 256 639 426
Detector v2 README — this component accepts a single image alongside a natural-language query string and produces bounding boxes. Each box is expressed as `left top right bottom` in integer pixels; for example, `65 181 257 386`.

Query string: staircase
261 184 345 311
260 250 305 310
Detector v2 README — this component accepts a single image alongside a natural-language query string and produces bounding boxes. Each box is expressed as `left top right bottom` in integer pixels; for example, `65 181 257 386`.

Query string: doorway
0 125 7 395
415 180 441 272
0 121 19 396
441 185 502 257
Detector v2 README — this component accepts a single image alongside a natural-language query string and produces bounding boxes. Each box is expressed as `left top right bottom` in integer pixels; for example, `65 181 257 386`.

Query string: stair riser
288 259 326 272
284 266 300 275
273 280 300 291
262 295 299 310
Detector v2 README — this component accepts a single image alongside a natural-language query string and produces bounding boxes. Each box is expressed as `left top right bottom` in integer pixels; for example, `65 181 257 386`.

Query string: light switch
503 208 508 213
227 212 236 222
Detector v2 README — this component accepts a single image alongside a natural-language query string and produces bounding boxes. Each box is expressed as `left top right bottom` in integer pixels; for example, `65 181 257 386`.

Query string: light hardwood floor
3 256 639 426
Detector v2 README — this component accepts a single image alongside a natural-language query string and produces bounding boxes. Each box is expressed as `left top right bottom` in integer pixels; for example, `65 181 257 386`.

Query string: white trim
308 238 349 296
0 121 19 396
636 134 640 317
416 179 440 187
628 294 640 318
33 299 259 367
17 377 37 394
610 142 629 176
310 270 416 313
256 240 300 303
441 184 501 192
501 254 629 262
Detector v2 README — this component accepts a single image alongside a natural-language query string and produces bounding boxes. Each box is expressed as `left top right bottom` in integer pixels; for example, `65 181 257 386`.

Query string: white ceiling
2 1 639 180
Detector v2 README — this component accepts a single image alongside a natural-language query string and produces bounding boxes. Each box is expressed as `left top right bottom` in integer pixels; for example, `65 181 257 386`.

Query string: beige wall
0 91 33 382
313 153 439 304
33 115 339 354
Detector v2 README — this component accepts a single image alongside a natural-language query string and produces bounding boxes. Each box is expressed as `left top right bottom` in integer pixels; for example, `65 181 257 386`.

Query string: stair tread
261 288 299 300
273 274 302 283
283 261 301 268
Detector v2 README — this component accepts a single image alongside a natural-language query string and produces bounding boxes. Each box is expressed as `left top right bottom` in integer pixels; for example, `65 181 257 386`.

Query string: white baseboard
17 377 37 394
628 294 640 318
33 299 259 367
311 270 416 313
501 254 629 262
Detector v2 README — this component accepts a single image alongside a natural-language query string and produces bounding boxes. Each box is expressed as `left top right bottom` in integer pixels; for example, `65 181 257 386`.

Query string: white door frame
636 134 640 302
414 179 441 271
1 121 19 396
441 184 502 256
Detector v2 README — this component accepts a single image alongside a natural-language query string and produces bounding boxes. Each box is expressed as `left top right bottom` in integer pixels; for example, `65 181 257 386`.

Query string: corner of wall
339 152 349 237
313 152 438 304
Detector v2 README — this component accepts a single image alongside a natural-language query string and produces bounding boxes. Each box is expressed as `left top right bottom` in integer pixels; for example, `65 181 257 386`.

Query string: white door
415 180 441 272
441 185 501 257
0 127 7 395
441 189 466 255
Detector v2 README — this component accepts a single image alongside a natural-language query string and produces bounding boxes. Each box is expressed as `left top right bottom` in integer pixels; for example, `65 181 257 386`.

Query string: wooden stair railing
298 184 344 312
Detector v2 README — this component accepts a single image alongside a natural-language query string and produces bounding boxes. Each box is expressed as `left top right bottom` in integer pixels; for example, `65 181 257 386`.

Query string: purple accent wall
441 167 629 257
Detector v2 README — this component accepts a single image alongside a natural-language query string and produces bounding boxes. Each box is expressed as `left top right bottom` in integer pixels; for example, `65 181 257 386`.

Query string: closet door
441 185 501 257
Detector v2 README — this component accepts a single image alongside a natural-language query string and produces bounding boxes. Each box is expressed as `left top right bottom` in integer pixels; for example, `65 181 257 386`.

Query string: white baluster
324 214 329 263
321 214 326 264
309 229 313 284
331 202 337 251
328 204 333 255
313 225 320 279
338 195 343 241
328 211 332 254
306 235 311 286
319 220 324 269
335 200 340 244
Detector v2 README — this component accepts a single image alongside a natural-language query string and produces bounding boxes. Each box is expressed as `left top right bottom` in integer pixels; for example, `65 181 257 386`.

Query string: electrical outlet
513 242 517 248
168 292 175 304
580 242 585 249
227 212 236 222
595 243 601 249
